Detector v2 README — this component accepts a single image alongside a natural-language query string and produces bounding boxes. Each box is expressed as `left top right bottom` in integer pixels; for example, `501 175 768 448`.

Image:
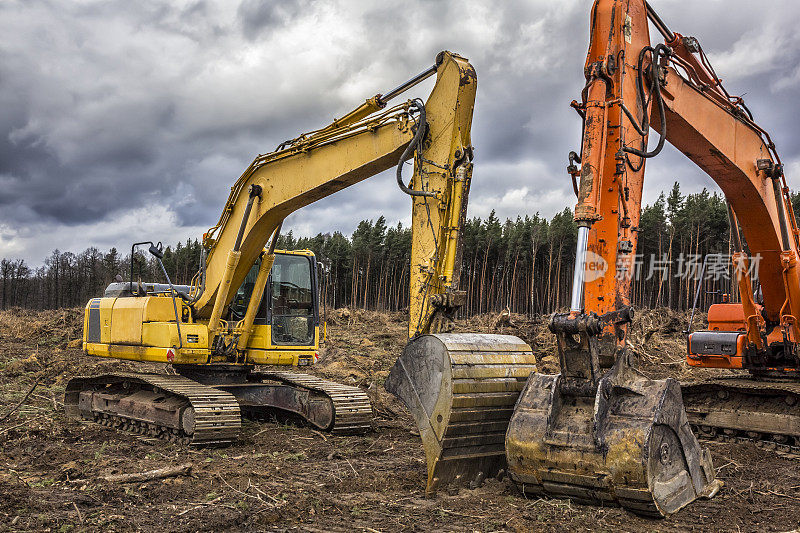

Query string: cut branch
101 463 193 483
0 380 39 423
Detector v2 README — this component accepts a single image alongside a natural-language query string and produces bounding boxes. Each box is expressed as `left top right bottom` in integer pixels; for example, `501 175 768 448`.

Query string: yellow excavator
65 53 537 470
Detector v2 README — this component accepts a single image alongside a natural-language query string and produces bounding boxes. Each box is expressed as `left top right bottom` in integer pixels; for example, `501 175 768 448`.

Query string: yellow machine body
83 249 320 367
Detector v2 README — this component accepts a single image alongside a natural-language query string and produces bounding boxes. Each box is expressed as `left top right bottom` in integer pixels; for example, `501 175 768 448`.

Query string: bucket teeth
386 333 537 494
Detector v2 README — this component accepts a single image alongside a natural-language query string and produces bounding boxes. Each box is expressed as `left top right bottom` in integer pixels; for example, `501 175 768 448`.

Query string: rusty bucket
505 314 721 517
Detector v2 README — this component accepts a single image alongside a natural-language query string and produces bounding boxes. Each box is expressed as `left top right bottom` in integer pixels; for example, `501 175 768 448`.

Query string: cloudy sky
2 0 800 265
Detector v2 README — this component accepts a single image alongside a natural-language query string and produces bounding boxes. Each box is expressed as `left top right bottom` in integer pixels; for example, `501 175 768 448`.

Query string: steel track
683 377 800 461
66 373 242 445
254 371 372 435
65 371 373 445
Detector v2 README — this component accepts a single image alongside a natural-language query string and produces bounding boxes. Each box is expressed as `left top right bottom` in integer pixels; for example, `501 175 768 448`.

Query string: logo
166 348 176 363
582 251 608 282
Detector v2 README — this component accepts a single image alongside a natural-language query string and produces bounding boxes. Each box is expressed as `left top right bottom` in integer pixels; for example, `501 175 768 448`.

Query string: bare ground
1 307 799 532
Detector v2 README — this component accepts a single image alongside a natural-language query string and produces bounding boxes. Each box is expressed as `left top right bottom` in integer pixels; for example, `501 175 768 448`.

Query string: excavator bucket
386 333 537 494
505 314 721 517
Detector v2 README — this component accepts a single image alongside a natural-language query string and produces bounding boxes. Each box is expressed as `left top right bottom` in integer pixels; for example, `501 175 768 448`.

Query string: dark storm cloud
1 0 800 262
238 0 307 40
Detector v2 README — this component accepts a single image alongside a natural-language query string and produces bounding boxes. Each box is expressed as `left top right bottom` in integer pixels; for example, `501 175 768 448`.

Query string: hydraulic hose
396 99 437 198
187 247 206 306
623 44 669 160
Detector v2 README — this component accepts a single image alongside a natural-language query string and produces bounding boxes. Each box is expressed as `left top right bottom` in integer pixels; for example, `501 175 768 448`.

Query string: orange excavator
395 0 799 517
502 0 793 516
388 0 799 518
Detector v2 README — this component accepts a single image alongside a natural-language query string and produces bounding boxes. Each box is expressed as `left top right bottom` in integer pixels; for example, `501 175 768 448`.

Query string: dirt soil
1 307 799 532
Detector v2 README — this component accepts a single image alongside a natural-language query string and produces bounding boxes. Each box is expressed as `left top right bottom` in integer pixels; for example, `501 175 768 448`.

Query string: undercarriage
65 366 373 445
682 377 800 459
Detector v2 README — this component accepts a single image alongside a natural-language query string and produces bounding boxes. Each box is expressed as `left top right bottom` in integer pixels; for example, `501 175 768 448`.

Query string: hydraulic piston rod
570 225 590 312
379 64 437 104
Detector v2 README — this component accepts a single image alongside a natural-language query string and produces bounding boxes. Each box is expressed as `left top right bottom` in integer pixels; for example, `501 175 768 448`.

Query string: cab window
270 254 315 345
229 261 260 321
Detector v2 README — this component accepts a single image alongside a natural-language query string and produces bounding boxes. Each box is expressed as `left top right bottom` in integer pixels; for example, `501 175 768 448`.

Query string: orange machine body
706 303 747 332
687 303 794 370
573 0 800 375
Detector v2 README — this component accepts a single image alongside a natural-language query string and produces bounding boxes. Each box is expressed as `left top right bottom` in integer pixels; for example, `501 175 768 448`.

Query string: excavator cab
79 249 322 367
229 250 319 352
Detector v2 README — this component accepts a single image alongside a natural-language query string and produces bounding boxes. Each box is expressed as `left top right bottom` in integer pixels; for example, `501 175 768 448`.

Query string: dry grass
0 307 83 346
